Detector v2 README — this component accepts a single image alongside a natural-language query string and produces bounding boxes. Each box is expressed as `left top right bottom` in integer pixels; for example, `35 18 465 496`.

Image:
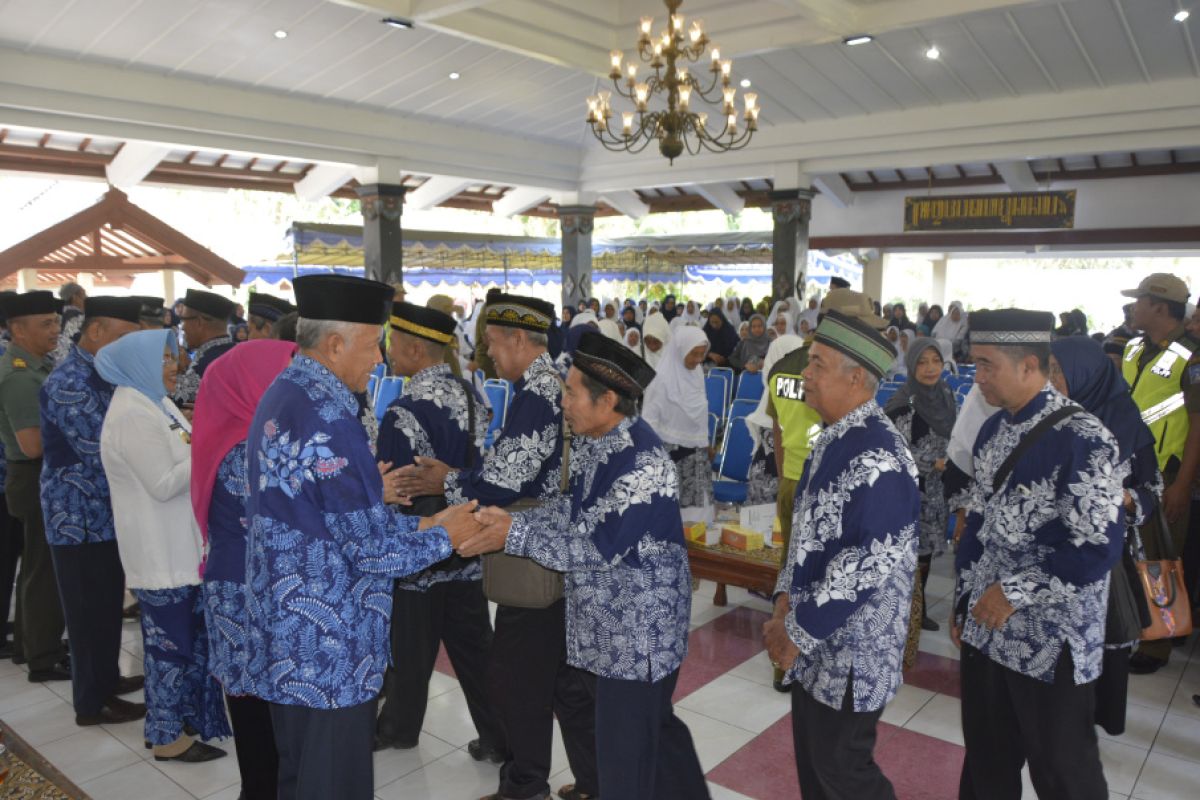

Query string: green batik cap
813 309 896 380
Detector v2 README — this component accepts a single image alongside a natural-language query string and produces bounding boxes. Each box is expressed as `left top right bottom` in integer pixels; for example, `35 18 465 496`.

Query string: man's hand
419 501 479 549
934 458 947 472
762 594 799 672
377 461 403 505
456 506 513 558
949 610 962 650
1162 480 1189 522
394 456 452 499
970 582 1015 630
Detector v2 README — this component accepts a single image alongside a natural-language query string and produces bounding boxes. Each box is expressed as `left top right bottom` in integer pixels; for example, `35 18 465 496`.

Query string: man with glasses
174 289 237 408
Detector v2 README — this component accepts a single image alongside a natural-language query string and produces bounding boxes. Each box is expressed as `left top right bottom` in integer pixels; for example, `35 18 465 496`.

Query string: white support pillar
16 268 39 293
160 269 177 307
930 257 948 307
863 252 886 307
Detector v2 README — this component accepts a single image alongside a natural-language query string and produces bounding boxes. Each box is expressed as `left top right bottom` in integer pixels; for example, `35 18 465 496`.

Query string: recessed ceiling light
381 17 414 29
273 29 288 39
843 34 874 46
740 78 751 88
448 72 460 80
1176 10 1191 22
925 45 941 60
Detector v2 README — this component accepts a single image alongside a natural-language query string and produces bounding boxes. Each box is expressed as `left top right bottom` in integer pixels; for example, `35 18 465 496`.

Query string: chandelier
585 0 761 165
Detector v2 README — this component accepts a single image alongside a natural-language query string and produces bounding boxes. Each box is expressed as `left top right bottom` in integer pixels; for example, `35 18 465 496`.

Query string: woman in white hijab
642 311 671 369
642 325 713 518
932 300 969 356
765 300 794 334
679 300 704 327
571 309 598 328
744 333 805 505
597 317 622 341
770 311 793 340
624 326 644 356
723 297 742 327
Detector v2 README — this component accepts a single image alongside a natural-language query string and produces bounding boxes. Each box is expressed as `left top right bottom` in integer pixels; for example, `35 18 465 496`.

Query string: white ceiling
0 0 1198 199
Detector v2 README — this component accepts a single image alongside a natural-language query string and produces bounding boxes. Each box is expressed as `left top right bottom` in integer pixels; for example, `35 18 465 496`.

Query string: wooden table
686 540 782 607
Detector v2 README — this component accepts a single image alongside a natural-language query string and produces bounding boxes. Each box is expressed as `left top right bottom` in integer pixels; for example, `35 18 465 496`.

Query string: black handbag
1106 533 1149 644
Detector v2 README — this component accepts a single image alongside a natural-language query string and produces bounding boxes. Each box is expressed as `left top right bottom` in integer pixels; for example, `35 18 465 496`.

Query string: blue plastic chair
875 387 898 406
734 371 764 403
712 416 754 504
483 380 511 448
374 376 405 420
371 363 386 381
708 412 719 447
709 366 734 407
366 374 380 406
705 375 728 424
729 398 758 422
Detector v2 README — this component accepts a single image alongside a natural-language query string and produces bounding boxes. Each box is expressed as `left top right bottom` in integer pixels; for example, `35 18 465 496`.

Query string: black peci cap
572 329 656 398
84 296 144 325
293 274 393 326
248 293 296 322
389 301 456 344
0 290 62 320
183 289 236 321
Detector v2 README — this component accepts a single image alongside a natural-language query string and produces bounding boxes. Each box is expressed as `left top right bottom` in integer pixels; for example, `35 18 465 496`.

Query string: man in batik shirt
394 293 598 800
955 309 1123 800
763 309 921 800
464 330 708 800
39 296 146 725
174 288 236 408
373 302 502 762
242 274 480 800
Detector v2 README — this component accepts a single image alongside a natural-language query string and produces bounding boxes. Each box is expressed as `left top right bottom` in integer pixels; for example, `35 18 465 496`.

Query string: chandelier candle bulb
671 14 683 31
743 92 757 112
640 16 653 41
720 59 733 83
622 112 634 134
635 82 650 110
711 47 721 66
698 112 708 130
690 19 704 44
678 84 692 109
722 86 736 111
727 113 737 134
610 50 623 76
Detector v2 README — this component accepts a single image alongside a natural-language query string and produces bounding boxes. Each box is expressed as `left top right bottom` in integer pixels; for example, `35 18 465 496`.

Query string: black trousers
228 693 279 800
0 492 21 644
590 668 709 800
792 678 894 800
959 643 1108 800
377 578 501 747
50 541 125 714
6 460 65 671
270 699 375 800
488 600 598 799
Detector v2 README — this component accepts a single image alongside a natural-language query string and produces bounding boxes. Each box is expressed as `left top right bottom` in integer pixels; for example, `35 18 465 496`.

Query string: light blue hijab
95 329 179 404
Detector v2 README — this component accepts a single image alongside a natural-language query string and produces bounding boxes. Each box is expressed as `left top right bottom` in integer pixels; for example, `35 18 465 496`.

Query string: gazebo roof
0 188 244 288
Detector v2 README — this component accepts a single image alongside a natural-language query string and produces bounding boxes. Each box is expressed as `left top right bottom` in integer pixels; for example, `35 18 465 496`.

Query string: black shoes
373 733 417 752
113 675 145 695
28 666 71 683
76 696 147 726
921 615 940 632
773 678 792 693
1129 652 1168 675
154 740 227 763
467 738 504 764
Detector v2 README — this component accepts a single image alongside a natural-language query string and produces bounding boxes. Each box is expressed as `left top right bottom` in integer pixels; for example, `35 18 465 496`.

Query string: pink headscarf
190 340 296 570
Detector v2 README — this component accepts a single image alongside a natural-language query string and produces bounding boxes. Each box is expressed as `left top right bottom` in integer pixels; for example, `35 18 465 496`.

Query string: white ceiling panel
1122 0 1199 81
1006 3 1102 91
793 45 908 112
1060 0 1152 86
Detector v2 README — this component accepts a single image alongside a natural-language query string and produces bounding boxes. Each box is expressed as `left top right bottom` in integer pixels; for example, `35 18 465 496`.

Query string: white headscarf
642 312 671 369
947 382 999 481
571 310 598 328
679 300 703 327
724 298 742 327
769 310 794 339
797 299 820 333
932 300 968 342
765 300 794 333
624 327 643 356
642 325 711 448
598 318 622 341
746 334 805 451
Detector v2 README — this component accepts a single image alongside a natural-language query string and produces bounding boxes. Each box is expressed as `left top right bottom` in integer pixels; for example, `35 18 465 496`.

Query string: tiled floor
3 558 1200 799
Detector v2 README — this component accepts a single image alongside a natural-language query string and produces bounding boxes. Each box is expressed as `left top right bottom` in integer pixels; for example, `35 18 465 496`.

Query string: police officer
0 290 67 681
40 296 148 724
174 288 237 408
1119 274 1200 674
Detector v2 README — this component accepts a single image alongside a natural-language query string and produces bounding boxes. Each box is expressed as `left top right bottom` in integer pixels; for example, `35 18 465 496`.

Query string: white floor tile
372 733 458 790
902 692 963 746
80 759 194 800
708 782 758 800
1097 701 1167 751
1127 669 1184 710
1149 711 1200 763
152 744 241 798
101 714 155 760
418 686 479 748
727 649 776 688
879 683 936 728
201 786 243 800
426 668 460 699
1098 738 1150 796
0 671 59 714
1131 750 1200 799
2 696 83 747
674 705 758 772
375 748 500 800
677 674 791 735
37 727 142 785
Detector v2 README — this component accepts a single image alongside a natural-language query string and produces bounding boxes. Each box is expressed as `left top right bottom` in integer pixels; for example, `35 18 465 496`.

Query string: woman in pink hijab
191 339 296 800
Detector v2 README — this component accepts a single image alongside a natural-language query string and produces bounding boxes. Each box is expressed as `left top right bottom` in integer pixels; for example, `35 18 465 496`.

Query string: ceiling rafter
959 20 1018 97
873 39 940 105
831 44 907 111
1057 5 1104 88
1006 11 1059 93
912 27 978 101
1110 0 1152 83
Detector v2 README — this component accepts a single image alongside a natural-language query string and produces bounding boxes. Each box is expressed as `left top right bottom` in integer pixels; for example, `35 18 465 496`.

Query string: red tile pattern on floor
903 650 962 699
674 606 771 702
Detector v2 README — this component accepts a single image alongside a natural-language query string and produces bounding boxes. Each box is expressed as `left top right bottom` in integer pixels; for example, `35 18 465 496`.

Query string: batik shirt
174 335 235 407
505 416 692 682
774 400 920 712
51 307 83 365
379 363 488 590
38 345 117 545
887 407 950 558
243 355 454 709
202 442 252 695
955 387 1124 684
444 351 563 506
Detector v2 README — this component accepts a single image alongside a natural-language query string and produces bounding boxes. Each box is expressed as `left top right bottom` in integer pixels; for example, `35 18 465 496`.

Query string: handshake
419 502 513 558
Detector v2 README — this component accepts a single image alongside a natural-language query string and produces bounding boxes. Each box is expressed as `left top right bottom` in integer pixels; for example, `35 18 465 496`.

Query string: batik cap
485 293 554 332
812 309 896 379
572 330 656 398
390 301 456 345
969 309 1054 345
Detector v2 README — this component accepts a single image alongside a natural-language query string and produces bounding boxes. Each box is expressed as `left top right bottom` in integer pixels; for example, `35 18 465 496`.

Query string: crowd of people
0 269 1197 800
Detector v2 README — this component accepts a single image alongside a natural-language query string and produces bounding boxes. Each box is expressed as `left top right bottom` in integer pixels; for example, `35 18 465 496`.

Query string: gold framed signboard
904 190 1076 231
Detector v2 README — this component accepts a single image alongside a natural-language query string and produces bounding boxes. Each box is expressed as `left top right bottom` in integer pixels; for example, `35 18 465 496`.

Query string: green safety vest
769 362 823 481
1123 335 1194 472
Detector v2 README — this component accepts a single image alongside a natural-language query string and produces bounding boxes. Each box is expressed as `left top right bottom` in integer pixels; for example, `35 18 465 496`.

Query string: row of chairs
706 368 764 429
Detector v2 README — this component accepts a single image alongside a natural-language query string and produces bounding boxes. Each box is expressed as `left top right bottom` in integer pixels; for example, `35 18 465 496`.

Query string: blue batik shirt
956 386 1124 684
243 355 454 709
379 363 488 591
202 442 252 695
38 345 117 545
506 415 692 682
174 335 235 407
774 400 921 712
445 352 563 506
